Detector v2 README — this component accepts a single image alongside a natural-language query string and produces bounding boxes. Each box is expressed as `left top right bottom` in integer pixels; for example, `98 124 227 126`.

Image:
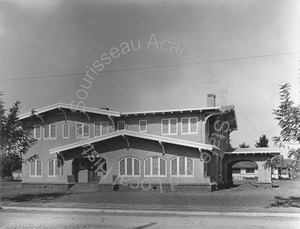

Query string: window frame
139 120 147 132
161 118 178 135
76 123 90 138
29 159 42 177
117 121 126 130
43 124 57 139
48 159 63 177
181 117 198 134
170 156 194 177
62 123 70 139
94 121 109 137
118 157 140 177
34 125 42 139
144 157 167 177
245 168 255 174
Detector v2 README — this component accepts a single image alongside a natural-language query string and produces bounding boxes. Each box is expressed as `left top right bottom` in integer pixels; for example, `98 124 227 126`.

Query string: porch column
256 161 272 188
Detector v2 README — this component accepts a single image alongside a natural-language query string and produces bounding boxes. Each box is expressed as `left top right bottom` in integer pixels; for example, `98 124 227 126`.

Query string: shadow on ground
1 192 70 203
269 196 300 208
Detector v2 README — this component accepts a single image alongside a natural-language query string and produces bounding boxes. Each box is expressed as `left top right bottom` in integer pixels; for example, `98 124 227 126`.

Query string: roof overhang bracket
198 148 203 161
81 111 90 122
31 109 44 124
122 135 129 150
204 113 221 124
56 152 65 163
109 116 115 130
159 141 165 156
58 107 68 122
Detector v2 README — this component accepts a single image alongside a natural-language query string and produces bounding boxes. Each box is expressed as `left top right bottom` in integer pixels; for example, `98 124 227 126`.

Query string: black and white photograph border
0 0 300 228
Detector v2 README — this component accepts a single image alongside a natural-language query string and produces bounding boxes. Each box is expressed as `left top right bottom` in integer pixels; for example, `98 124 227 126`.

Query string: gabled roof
122 106 222 116
49 130 219 154
225 148 281 155
18 103 121 120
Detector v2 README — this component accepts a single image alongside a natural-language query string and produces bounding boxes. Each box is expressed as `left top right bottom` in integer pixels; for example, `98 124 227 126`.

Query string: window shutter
190 118 197 133
187 158 193 175
102 122 108 135
152 157 158 175
120 159 125 175
182 118 189 133
44 125 50 138
30 161 35 176
171 159 177 176
170 119 177 134
134 159 139 175
145 158 150 176
160 158 166 176
37 160 42 176
127 158 132 175
179 157 185 175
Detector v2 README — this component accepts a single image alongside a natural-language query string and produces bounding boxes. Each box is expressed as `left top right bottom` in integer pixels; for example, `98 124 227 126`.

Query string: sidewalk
1 201 300 218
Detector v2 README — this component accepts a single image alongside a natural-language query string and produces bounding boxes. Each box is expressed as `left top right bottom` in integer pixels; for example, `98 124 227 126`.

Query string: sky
0 0 299 155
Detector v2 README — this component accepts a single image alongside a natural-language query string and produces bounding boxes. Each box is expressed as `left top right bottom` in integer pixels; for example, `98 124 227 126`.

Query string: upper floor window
144 157 166 177
139 120 147 132
119 157 140 176
94 122 108 137
161 118 177 135
117 121 125 130
170 156 194 177
44 124 56 139
62 123 70 139
76 123 90 138
34 125 41 139
30 159 42 177
48 159 63 176
181 117 198 134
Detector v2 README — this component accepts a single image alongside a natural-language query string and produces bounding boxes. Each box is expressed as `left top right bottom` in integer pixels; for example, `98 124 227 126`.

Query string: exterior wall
22 112 114 184
124 113 204 143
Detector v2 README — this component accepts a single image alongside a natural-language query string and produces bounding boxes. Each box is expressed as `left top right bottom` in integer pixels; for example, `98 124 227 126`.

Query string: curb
1 206 300 218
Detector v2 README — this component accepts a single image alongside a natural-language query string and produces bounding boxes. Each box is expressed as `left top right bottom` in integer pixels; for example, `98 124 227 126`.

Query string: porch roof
225 148 281 155
18 102 121 120
49 130 219 154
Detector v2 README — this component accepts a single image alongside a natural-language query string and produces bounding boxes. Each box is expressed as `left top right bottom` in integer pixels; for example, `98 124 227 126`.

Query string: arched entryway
227 160 258 186
222 148 280 188
72 157 107 183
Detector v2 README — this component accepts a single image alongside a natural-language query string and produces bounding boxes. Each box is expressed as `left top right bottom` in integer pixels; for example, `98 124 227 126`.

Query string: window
139 120 147 132
181 117 198 134
161 118 177 135
119 157 140 176
34 126 41 139
76 123 90 138
62 123 69 139
246 168 255 173
144 157 166 177
48 159 63 176
94 122 108 136
232 168 240 174
117 121 125 130
44 124 56 139
30 160 42 177
170 157 194 177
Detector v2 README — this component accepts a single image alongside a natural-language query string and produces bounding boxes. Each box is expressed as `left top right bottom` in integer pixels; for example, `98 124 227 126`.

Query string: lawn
1 180 300 211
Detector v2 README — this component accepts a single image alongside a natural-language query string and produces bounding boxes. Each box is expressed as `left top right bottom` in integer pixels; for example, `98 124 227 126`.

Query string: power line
0 51 299 82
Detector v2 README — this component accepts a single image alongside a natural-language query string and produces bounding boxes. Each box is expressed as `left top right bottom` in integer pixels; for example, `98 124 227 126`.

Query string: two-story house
19 94 237 191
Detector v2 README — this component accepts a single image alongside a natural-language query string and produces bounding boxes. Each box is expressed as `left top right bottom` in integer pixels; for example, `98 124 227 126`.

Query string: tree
266 83 300 169
239 142 250 148
0 95 37 178
255 135 269 147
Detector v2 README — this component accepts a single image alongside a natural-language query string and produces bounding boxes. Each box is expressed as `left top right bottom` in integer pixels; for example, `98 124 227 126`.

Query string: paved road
0 210 299 229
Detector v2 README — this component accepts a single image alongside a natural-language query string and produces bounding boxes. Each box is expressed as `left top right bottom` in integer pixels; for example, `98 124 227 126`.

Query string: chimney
207 94 216 107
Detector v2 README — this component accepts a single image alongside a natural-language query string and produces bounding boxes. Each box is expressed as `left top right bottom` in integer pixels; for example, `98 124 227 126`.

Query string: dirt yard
1 180 300 210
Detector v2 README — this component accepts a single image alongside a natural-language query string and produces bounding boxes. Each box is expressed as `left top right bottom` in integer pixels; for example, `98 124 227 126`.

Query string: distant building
12 170 22 180
232 161 258 180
